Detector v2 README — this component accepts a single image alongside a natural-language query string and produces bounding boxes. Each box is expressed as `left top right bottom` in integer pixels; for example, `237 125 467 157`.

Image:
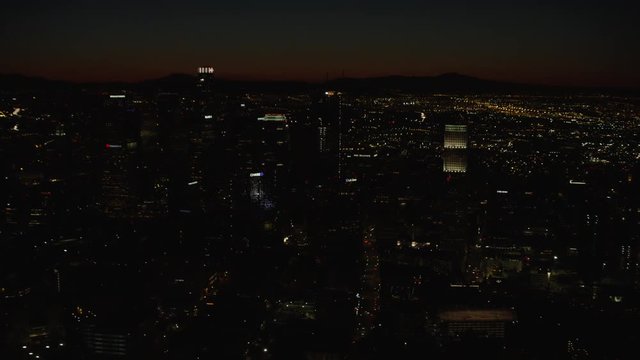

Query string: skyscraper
443 124 468 173
243 113 291 211
99 94 141 218
196 66 215 98
315 91 343 181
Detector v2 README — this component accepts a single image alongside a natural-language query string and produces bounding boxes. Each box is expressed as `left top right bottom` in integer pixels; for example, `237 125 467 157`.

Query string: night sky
2 0 639 85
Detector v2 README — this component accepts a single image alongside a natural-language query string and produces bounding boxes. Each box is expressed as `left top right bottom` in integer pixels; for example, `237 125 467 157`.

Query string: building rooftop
438 309 516 322
258 113 287 122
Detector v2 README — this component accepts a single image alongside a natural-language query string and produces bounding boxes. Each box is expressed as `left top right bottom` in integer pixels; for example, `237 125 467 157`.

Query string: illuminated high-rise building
247 113 290 210
249 171 270 209
197 66 215 80
315 91 344 180
99 94 141 218
196 66 215 97
443 124 468 173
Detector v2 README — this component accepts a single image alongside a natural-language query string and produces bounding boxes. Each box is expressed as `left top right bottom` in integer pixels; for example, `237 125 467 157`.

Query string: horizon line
2 72 639 90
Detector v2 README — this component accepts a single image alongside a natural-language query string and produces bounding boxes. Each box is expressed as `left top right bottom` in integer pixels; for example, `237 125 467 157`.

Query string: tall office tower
100 94 141 218
315 91 343 180
439 117 473 278
196 66 215 98
443 124 468 173
156 92 191 215
257 113 290 205
101 142 138 218
249 171 269 209
197 66 215 84
137 104 170 219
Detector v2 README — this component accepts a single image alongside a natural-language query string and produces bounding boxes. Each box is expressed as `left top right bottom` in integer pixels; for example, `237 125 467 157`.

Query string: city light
2 21 638 358
258 114 287 122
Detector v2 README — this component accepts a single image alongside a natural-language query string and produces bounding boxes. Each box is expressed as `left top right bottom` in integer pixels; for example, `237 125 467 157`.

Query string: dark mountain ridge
1 73 637 95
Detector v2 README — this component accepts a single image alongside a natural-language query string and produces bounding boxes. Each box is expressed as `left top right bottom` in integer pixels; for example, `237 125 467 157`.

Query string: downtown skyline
2 2 640 357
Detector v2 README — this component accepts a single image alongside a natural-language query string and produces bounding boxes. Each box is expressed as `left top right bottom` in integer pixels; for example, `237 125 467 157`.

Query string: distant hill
0 74 76 93
1 72 637 95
